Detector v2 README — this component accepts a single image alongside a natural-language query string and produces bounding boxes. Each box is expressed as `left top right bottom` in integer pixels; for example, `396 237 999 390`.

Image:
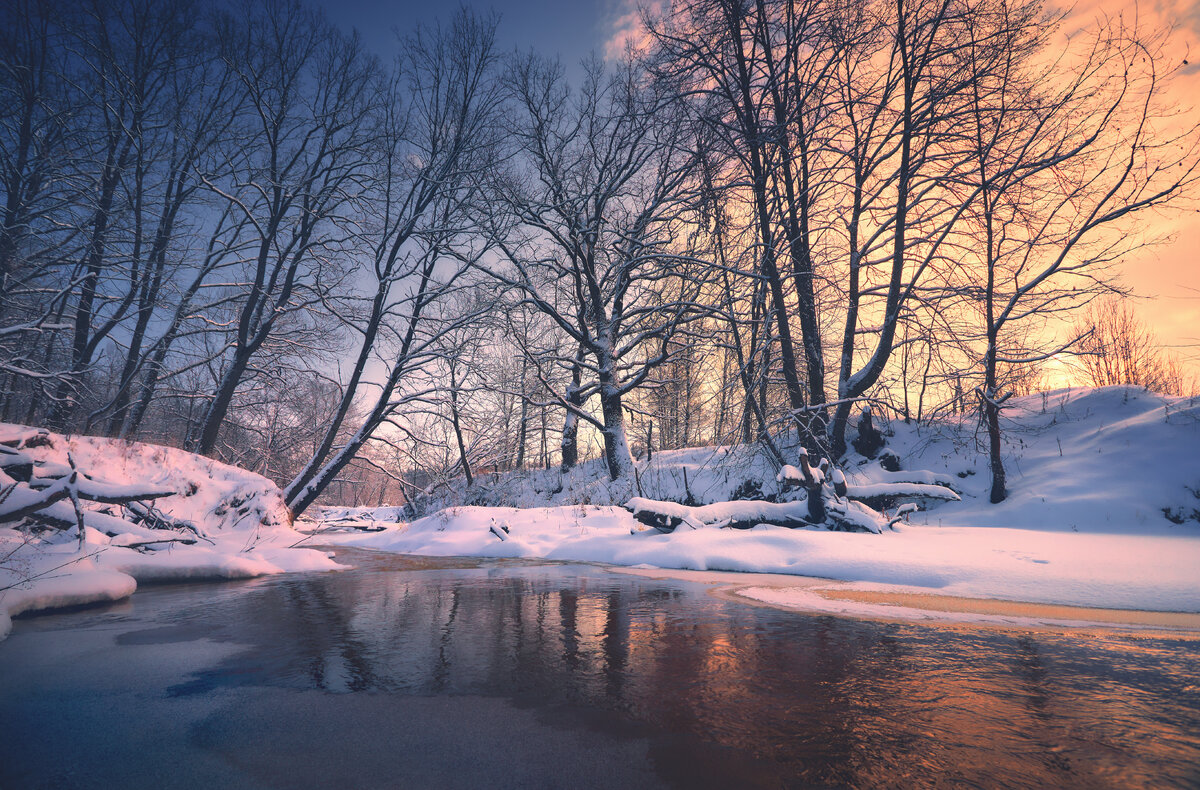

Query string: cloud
602 0 668 60
1157 0 1200 39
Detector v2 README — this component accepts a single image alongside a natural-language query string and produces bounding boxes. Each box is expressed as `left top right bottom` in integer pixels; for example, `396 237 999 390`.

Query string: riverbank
312 387 1200 618
607 565 1200 635
316 507 1200 614
321 546 1200 633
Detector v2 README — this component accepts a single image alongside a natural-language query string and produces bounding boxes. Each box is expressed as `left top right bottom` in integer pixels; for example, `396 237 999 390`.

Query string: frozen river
2 549 1199 788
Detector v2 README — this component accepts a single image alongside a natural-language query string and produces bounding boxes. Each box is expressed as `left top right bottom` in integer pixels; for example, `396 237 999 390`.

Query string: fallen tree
626 448 956 534
1 436 186 549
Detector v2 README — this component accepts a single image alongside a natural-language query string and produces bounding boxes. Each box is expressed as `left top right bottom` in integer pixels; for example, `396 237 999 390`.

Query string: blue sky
312 0 627 70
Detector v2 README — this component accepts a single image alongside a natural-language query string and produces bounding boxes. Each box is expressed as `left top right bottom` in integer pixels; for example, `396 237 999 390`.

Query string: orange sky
1069 0 1200 368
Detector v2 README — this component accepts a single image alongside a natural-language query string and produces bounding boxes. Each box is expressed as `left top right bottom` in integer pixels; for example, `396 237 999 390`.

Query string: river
2 550 1198 789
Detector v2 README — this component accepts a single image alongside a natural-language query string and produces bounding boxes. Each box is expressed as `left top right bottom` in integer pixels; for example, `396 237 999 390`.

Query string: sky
310 0 622 66
314 0 1200 371
1067 0 1200 366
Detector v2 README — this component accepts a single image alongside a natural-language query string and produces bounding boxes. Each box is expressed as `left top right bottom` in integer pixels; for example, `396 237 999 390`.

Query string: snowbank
324 505 1200 612
1 426 344 640
0 424 294 532
888 386 1200 532
321 387 1200 614
404 387 1200 536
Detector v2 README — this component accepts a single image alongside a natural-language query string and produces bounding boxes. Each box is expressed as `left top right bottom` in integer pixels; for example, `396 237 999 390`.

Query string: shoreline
321 546 1200 634
608 565 1200 635
8 546 1197 642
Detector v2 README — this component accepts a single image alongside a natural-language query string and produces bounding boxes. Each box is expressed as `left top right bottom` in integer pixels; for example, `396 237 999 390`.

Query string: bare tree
1077 298 1196 396
282 8 502 516
483 53 710 479
33 0 209 430
188 0 377 455
92 7 242 437
0 0 80 417
650 0 826 437
651 0 997 457
951 8 1200 501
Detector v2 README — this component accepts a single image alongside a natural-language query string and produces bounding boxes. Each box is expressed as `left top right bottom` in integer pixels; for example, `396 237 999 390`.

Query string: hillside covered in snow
356 386 1200 529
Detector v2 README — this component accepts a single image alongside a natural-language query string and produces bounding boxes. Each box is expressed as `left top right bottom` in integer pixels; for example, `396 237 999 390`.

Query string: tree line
2 0 1196 514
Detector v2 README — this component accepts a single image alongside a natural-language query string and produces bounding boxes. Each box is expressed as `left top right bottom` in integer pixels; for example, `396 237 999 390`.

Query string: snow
319 387 1200 616
0 551 136 641
1 426 345 640
844 482 960 501
321 506 1199 612
732 586 1168 630
627 496 812 529
776 464 806 484
4 387 1199 640
888 387 1200 532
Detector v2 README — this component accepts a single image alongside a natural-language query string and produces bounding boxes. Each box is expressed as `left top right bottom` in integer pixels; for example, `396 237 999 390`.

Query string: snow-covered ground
4 387 1198 642
318 387 1200 615
0 426 343 640
322 505 1199 612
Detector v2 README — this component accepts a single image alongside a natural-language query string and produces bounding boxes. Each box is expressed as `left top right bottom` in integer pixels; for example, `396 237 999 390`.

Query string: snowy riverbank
4 386 1199 641
315 387 1200 614
318 505 1200 613
0 426 343 640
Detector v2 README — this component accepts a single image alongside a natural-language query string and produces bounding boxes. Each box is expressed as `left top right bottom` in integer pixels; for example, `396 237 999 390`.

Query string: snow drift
0 425 342 640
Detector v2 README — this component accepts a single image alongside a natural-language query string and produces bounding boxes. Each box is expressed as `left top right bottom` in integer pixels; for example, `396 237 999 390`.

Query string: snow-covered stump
851 405 885 458
777 454 888 533
777 449 827 524
777 451 957 533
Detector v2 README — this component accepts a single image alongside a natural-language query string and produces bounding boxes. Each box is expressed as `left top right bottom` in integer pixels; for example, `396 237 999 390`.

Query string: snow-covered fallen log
16 496 200 544
627 496 815 532
844 482 960 502
0 427 49 449
27 474 179 504
865 469 961 489
628 443 950 535
627 494 896 534
1 459 187 546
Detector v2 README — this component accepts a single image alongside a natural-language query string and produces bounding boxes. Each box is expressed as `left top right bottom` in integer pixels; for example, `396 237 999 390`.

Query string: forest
2 0 1197 518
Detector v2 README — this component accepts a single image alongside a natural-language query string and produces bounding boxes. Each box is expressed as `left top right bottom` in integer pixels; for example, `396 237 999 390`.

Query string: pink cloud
603 0 668 60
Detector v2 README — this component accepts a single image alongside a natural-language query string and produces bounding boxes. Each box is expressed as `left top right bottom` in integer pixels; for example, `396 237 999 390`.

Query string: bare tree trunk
448 362 473 487
560 349 584 471
514 354 529 470
599 383 634 480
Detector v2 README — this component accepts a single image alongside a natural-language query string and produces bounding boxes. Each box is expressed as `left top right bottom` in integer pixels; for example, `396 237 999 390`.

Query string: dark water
2 553 1199 789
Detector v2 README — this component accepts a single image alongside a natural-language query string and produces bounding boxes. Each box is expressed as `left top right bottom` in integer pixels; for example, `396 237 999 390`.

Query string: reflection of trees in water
217 569 1200 788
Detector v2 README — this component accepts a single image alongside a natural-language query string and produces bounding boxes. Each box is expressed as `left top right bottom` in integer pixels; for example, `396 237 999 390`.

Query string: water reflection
148 558 1200 789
